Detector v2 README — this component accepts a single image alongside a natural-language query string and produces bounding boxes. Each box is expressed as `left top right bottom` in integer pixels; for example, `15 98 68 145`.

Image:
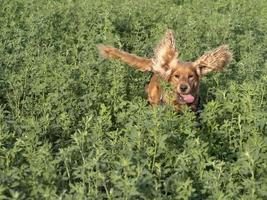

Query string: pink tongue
181 94 195 103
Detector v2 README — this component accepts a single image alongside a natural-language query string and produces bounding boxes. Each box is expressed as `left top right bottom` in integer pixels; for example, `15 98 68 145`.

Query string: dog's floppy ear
97 44 153 72
152 30 178 79
193 45 232 77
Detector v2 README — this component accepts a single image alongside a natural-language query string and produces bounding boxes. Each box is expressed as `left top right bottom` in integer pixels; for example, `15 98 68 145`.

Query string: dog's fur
98 30 232 111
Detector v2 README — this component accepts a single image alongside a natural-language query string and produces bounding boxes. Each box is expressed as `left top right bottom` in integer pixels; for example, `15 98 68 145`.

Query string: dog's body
98 30 232 111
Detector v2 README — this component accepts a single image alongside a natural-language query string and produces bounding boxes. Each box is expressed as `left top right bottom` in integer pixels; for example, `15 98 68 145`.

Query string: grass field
0 0 267 199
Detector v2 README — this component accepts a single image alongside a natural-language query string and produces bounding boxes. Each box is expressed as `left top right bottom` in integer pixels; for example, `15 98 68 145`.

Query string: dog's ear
193 45 232 77
97 44 153 72
152 30 179 78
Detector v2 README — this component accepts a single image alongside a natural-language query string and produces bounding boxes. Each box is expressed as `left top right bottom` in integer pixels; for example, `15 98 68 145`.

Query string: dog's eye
174 74 179 79
189 75 194 80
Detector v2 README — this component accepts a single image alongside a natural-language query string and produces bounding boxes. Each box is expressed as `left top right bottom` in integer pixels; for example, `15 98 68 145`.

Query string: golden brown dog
98 30 232 111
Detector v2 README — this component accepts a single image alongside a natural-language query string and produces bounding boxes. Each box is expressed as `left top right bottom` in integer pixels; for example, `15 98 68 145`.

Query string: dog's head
152 30 232 105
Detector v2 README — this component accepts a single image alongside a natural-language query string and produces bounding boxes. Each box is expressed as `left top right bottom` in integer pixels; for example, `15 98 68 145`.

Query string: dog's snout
180 84 188 92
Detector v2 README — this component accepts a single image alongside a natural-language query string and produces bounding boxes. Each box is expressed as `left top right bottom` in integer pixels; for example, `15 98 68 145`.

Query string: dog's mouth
177 93 195 104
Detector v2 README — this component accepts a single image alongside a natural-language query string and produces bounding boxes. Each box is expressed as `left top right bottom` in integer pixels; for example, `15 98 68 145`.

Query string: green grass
0 0 266 199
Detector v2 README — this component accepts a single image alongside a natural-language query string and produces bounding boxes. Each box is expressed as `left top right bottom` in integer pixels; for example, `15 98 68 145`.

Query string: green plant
0 0 266 199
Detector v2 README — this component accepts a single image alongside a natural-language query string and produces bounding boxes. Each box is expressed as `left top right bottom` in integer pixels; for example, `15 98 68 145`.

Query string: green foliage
0 0 266 199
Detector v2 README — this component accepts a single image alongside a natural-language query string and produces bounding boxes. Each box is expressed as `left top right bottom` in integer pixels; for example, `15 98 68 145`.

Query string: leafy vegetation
0 0 266 199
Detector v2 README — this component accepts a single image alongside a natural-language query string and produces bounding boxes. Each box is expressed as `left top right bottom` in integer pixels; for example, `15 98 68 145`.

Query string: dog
97 30 232 111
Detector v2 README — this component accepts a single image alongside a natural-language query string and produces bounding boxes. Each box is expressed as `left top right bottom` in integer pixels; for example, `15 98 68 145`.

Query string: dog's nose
180 84 188 92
